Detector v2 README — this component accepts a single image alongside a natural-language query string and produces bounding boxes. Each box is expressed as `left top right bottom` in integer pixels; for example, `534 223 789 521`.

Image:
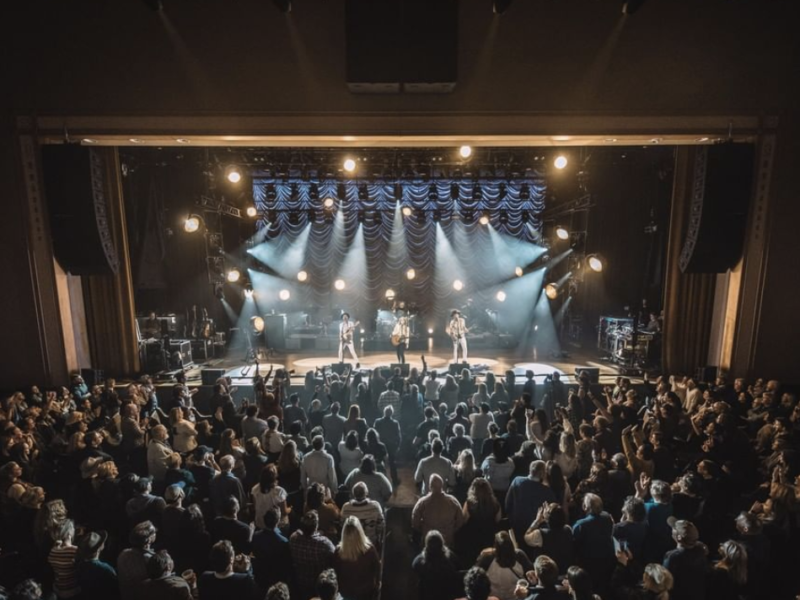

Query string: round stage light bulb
555 226 569 240
360 329 365 334
251 316 265 333
428 328 434 335
402 206 413 217
588 255 604 272
545 283 559 300
323 197 335 209
279 289 290 301
226 269 241 283
459 145 472 159
406 268 416 280
479 214 490 226
183 216 200 233
385 289 396 300
496 291 507 302
554 155 568 169
226 166 242 183
246 206 257 218
343 158 357 172
515 266 524 277
453 279 464 291
334 279 346 291
297 270 308 282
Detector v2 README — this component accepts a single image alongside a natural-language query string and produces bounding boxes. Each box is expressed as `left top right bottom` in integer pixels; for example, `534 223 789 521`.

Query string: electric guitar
448 318 469 342
340 320 360 344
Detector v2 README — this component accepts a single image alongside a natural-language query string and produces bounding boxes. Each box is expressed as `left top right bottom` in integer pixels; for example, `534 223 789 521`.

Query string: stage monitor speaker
390 363 410 377
449 362 470 376
679 143 755 273
80 368 104 388
574 367 600 384
264 315 286 349
201 368 226 386
41 146 120 275
330 362 352 376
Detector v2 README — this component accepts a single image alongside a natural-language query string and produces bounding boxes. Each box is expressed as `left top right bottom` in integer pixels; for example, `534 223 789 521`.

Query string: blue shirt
573 512 615 563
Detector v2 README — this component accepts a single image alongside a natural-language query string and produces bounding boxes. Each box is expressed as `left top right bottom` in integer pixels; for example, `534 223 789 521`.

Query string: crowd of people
0 358 798 600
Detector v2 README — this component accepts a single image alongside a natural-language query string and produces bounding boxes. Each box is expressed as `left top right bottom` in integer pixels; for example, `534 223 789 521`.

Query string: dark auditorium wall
1 0 799 385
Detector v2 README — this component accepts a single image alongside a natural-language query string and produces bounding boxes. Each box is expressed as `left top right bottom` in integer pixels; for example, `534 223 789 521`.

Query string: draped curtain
253 178 545 326
662 148 717 375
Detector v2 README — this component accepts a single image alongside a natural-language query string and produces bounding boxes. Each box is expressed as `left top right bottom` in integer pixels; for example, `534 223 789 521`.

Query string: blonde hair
643 564 673 600
455 449 476 481
67 431 85 453
337 516 372 562
718 540 748 586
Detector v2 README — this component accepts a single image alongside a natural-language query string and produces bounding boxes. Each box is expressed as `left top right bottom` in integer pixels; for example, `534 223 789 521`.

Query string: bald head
429 474 444 494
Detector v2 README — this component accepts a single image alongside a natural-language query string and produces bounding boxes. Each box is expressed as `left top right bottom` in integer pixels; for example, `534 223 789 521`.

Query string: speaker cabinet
41 146 120 275
346 0 457 93
390 363 410 377
201 368 226 386
449 362 470 375
679 144 755 273
574 367 600 384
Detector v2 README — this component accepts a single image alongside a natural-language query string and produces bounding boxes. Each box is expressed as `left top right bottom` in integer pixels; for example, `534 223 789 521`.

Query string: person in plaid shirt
289 510 335 600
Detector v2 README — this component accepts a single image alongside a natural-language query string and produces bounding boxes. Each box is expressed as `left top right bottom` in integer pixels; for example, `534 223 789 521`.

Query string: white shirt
251 483 288 529
414 454 455 493
300 449 338 491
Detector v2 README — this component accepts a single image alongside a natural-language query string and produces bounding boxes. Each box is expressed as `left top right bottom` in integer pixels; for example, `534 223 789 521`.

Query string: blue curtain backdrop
251 178 546 329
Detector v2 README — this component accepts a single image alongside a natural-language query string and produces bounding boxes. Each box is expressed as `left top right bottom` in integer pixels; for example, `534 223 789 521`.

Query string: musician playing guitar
338 312 360 363
391 314 410 364
446 309 469 363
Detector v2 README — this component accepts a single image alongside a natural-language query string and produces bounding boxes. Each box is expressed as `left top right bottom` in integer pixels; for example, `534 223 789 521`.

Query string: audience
2 362 799 600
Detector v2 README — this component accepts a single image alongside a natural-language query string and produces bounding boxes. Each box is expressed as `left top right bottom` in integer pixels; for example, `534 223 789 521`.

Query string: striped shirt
48 544 81 598
341 499 385 546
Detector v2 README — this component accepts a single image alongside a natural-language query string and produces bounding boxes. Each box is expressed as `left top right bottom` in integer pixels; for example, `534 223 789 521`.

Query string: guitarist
338 312 360 363
391 314 410 364
446 309 469 363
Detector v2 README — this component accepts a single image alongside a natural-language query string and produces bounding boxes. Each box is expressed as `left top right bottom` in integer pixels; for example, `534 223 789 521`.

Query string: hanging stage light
226 269 241 283
499 210 508 224
479 213 490 226
402 206 413 217
279 289 291 301
323 197 335 209
429 183 439 202
385 289 396 300
309 183 319 200
225 165 242 183
450 182 460 200
307 208 317 222
343 158 357 173
297 270 308 282
246 206 257 218
555 225 570 240
515 266 524 277
554 155 568 170
545 283 559 300
427 328 434 335
496 290 507 302
459 145 473 159
358 184 368 201
587 254 605 272
453 279 464 291
251 316 265 334
406 268 416 280
334 279 346 291
183 215 201 233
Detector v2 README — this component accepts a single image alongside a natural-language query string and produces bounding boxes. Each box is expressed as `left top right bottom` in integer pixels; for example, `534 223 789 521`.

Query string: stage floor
180 343 632 387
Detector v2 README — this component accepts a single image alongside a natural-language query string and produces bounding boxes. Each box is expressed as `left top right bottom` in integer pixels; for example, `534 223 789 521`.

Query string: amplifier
390 363 410 377
201 368 226 386
574 366 600 384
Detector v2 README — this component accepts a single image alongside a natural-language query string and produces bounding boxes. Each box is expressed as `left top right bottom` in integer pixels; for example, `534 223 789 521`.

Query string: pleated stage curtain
662 147 717 376
81 147 141 376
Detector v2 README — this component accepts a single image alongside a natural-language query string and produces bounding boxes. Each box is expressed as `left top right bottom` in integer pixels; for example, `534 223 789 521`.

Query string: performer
338 312 360 363
446 309 469 363
391 314 410 364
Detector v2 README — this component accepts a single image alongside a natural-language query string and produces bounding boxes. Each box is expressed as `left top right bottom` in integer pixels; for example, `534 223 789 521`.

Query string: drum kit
598 316 654 370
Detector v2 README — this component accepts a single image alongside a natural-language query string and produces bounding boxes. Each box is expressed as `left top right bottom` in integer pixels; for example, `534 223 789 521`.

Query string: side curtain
81 147 141 376
662 147 717 376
